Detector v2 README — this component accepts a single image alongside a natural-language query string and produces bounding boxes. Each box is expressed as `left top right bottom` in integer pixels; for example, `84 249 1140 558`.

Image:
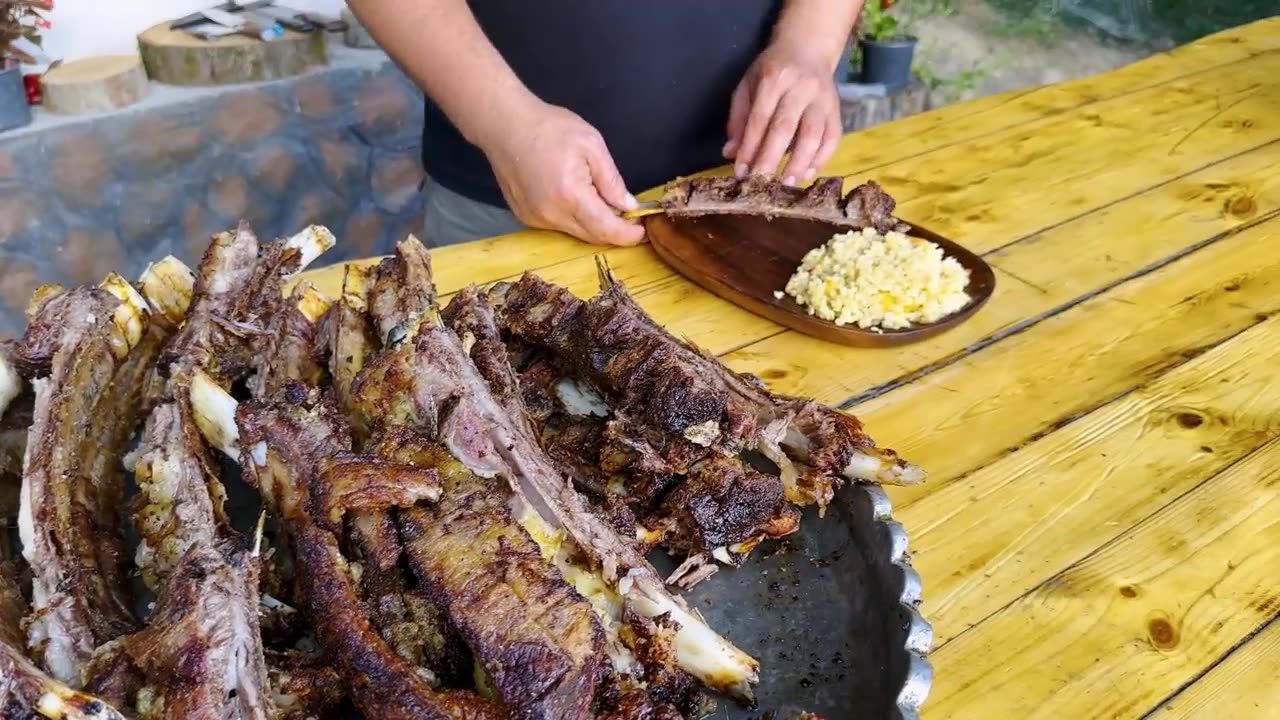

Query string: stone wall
0 49 425 336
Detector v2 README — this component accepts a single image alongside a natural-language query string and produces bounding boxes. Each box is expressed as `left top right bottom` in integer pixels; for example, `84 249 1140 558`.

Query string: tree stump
40 55 149 115
137 22 327 86
340 8 379 49
838 80 930 133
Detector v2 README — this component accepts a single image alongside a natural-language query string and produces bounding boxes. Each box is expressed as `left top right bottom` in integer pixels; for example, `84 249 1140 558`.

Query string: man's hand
724 40 843 186
478 99 646 247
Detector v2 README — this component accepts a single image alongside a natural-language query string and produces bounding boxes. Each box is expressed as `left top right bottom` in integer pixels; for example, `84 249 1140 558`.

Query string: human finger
806 104 844 180
723 80 751 159
585 138 638 212
781 104 827 184
733 71 787 176
749 86 807 179
571 189 646 247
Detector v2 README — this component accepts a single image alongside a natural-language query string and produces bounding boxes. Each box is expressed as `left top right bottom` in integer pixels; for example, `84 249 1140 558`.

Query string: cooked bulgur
779 228 971 330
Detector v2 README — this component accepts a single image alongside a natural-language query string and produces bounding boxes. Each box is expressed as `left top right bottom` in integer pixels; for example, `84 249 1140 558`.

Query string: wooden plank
300 229 601 300
855 217 1280 506
901 314 1280 645
1147 618 1280 719
925 434 1280 720
299 19 1280 301
724 142 1280 402
867 55 1280 248
824 18 1280 182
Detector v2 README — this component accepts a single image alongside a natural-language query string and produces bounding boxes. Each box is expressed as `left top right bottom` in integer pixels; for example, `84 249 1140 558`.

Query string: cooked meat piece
328 264 379 444
249 283 331 399
326 267 470 683
660 175 909 234
351 238 760 704
651 456 799 559
210 379 502 720
131 239 333 719
289 519 501 720
158 223 335 390
367 241 437 346
311 455 441 532
128 256 231 590
81 641 144 711
330 269 471 676
373 430 606 720
266 650 347 720
130 399 232 591
0 559 128 719
121 542 274 720
155 223 260 388
596 694 685 720
18 280 149 684
442 285 527 423
493 264 924 509
345 511 472 686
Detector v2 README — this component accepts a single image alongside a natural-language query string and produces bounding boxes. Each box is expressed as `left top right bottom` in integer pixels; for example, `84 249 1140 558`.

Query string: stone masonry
0 50 426 336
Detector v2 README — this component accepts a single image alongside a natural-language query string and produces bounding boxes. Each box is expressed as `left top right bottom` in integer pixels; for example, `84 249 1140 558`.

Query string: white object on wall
33 0 346 67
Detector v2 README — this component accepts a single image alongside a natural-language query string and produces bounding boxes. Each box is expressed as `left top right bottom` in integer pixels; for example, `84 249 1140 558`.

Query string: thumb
586 142 638 212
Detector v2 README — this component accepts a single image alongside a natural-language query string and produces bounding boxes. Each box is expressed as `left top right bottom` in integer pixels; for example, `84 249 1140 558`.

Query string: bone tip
138 255 196 325
892 460 927 485
100 272 151 352
341 263 372 304
0 351 20 412
252 510 267 557
294 283 332 323
26 284 65 321
188 370 240 460
285 224 338 274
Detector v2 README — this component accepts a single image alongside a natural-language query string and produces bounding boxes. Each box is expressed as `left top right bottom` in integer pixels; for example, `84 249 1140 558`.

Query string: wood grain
40 55 148 115
1147 619 1280 719
925 434 1279 719
859 216 1280 506
645 213 995 347
137 21 327 86
900 313 1280 647
724 140 1280 405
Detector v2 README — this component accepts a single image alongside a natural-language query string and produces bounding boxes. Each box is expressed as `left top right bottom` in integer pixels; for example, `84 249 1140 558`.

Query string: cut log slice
340 8 379 49
838 80 930 132
40 55 149 115
137 22 327 86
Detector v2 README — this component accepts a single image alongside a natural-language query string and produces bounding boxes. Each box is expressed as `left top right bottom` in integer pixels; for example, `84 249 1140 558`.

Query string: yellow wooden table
304 17 1280 719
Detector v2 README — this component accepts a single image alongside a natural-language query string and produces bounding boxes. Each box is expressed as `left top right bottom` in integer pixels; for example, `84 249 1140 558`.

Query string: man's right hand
477 99 646 247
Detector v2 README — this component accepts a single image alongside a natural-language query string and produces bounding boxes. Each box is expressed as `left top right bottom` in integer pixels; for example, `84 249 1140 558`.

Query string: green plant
1 0 51 64
914 60 989 103
848 0 962 75
859 1 904 42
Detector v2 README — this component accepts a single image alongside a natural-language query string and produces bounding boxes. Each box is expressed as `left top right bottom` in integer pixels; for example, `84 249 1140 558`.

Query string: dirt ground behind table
915 0 1154 105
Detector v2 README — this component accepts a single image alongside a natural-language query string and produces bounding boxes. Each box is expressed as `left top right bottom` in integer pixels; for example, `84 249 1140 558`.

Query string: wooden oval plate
644 212 996 348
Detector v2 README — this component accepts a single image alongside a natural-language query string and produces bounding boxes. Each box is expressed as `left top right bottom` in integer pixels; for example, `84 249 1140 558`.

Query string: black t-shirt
420 1 783 208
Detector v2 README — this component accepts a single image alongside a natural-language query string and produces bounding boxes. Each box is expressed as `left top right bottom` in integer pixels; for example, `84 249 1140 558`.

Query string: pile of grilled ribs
0 211 923 719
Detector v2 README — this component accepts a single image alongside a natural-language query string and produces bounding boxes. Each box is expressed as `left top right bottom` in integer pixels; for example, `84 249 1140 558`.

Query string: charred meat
660 175 910 235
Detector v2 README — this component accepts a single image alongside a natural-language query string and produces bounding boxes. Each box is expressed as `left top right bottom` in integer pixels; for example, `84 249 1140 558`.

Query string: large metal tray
650 484 934 720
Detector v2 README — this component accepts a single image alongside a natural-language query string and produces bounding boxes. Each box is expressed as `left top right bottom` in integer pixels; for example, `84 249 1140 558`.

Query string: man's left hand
724 41 842 185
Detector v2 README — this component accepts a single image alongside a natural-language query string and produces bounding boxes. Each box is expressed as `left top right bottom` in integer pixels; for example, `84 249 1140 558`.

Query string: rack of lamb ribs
657 175 912 234
0 213 924 719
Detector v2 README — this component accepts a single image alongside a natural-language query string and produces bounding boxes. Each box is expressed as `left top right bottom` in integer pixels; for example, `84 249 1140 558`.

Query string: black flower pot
859 36 918 90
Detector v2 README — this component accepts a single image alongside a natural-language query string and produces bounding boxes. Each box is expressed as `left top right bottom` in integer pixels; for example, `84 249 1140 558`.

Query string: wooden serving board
644 213 995 348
